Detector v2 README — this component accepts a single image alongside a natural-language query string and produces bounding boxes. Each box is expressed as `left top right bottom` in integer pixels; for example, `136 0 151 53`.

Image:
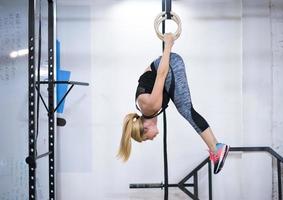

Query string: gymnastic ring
154 11 182 41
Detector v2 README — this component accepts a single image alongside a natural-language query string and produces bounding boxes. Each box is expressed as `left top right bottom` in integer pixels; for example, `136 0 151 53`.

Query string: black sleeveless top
135 62 170 119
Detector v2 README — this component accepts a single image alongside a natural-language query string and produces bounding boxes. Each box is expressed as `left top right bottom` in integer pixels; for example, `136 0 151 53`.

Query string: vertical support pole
162 0 165 50
194 172 198 198
165 0 171 19
278 159 282 200
162 1 171 199
28 0 36 199
163 110 168 200
208 159 212 200
48 0 55 199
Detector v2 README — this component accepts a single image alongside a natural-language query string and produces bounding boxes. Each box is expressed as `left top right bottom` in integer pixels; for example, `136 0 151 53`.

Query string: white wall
0 1 29 199
56 0 283 200
271 0 283 198
242 1 273 199
56 4 93 200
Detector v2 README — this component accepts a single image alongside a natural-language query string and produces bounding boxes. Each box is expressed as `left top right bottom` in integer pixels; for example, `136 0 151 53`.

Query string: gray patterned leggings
153 52 209 134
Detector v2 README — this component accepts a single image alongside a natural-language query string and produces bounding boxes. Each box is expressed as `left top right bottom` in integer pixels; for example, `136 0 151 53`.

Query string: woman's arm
138 33 174 114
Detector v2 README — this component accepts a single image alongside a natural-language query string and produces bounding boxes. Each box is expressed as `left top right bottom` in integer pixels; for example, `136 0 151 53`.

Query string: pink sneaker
209 143 230 174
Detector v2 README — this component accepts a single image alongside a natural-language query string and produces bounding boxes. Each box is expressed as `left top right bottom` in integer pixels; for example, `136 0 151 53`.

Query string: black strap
168 65 175 101
36 0 42 155
150 62 156 71
142 104 168 119
135 101 168 119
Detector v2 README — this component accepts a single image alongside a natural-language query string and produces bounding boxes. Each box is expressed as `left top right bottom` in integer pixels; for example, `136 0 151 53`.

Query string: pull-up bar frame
27 1 89 199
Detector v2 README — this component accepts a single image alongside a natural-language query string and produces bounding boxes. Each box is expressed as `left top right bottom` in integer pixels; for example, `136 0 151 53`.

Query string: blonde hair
117 113 146 162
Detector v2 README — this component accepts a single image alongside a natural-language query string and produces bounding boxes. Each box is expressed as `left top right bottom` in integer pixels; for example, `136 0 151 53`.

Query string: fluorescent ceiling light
10 49 28 58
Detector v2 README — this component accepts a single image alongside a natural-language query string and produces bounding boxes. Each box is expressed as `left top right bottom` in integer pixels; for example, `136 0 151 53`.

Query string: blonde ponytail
118 113 145 162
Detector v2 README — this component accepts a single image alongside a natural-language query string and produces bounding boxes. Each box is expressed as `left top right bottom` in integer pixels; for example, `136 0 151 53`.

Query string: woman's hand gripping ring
154 11 182 41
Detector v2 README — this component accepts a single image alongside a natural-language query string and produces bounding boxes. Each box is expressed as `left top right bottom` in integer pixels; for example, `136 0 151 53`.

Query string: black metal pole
130 183 194 188
162 0 170 198
54 84 74 113
278 159 282 200
208 160 212 200
48 0 55 199
35 86 49 113
28 0 36 199
165 0 171 19
163 110 168 200
194 173 198 198
162 0 165 50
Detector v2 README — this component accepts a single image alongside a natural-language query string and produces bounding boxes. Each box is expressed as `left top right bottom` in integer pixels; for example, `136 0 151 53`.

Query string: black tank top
135 62 170 119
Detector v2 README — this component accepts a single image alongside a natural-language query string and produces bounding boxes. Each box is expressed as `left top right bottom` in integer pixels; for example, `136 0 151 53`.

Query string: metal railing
130 146 283 200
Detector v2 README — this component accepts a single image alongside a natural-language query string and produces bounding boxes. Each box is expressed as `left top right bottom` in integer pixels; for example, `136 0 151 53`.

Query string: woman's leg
153 53 217 151
200 128 218 152
153 53 229 174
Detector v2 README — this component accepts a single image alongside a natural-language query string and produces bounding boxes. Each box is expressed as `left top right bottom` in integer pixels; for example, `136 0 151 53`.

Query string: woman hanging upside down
118 33 229 174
